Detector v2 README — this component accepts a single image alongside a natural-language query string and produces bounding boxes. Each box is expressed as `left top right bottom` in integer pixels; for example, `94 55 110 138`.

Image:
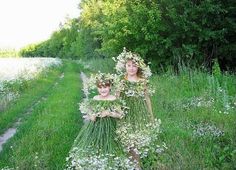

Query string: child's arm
100 110 123 119
144 82 154 119
83 114 96 122
109 111 123 119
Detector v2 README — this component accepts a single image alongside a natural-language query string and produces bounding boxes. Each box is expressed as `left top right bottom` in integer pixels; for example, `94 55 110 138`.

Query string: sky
0 0 81 49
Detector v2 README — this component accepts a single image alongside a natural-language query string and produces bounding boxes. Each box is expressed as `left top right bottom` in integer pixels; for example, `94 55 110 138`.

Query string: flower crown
94 72 114 87
83 72 116 96
113 47 152 78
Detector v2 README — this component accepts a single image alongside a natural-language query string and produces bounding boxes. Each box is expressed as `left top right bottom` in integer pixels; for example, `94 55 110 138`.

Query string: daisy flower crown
113 47 152 79
83 72 117 97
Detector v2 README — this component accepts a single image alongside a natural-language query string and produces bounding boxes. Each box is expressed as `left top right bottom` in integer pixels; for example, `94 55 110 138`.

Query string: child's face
97 85 110 97
126 60 138 76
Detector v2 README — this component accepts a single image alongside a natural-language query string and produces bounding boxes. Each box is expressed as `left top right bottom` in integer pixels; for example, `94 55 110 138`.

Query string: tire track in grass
0 60 83 169
0 64 64 135
0 70 65 153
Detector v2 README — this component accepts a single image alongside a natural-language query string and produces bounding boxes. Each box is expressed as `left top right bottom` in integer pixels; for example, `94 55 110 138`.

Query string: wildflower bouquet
79 98 128 119
117 78 155 98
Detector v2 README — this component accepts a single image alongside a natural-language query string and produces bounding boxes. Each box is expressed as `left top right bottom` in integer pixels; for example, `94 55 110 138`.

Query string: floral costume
116 78 161 158
66 98 136 170
114 48 164 162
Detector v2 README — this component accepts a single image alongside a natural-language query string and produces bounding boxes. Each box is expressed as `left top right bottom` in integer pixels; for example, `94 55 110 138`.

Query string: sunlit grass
0 58 235 169
0 64 63 135
84 58 236 169
0 60 83 169
150 71 236 169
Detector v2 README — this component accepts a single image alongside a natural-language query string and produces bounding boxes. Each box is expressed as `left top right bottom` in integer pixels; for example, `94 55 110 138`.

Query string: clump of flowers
216 87 235 114
79 98 128 119
113 47 152 79
0 58 62 111
0 57 62 82
192 122 224 138
1 167 15 170
66 146 137 170
82 72 118 97
117 78 155 98
116 119 166 158
182 96 215 110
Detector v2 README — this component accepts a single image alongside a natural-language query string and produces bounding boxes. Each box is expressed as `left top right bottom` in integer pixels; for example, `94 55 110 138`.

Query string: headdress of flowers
83 72 117 97
113 47 152 79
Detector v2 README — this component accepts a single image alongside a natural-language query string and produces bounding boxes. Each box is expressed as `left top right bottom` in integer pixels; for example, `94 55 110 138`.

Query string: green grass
83 58 236 169
0 65 63 135
0 60 84 169
77 57 116 74
0 58 235 169
149 70 236 169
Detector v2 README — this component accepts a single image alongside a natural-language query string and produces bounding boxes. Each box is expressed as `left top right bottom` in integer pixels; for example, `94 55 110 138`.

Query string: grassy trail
0 65 63 135
0 60 83 169
0 58 235 169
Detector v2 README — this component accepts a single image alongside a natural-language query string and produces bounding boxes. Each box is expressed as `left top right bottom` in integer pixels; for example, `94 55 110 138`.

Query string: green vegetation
151 69 236 169
0 60 83 169
1 0 235 169
0 48 19 58
85 58 236 169
19 0 236 71
0 65 63 134
0 58 235 169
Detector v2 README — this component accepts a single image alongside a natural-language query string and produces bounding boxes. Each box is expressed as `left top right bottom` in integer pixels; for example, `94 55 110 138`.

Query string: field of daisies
0 57 235 169
0 58 61 111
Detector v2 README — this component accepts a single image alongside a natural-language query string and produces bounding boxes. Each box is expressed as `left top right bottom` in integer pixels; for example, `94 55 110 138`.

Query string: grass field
0 60 83 169
0 58 235 169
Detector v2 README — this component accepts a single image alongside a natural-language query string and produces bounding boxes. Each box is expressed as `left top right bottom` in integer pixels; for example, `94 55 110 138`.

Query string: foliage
0 48 19 58
0 61 83 169
0 59 235 169
19 0 236 71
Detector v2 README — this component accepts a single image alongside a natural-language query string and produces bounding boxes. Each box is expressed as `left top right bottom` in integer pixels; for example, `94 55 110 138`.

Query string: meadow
0 57 235 169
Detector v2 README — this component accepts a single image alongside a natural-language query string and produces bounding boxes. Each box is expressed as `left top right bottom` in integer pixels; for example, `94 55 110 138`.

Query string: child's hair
126 59 143 78
96 81 112 88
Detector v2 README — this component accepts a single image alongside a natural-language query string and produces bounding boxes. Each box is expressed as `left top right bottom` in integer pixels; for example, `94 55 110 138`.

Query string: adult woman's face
97 85 110 97
126 60 138 76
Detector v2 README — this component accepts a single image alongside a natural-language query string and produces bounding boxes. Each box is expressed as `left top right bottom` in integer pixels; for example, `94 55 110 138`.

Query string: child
114 48 163 169
66 73 136 170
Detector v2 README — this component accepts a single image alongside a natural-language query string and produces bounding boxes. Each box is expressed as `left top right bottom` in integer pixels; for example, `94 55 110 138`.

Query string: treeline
0 48 19 57
20 0 236 71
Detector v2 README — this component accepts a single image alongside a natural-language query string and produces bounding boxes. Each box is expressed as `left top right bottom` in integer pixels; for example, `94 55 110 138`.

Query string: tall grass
84 58 236 169
0 60 84 169
0 65 63 134
150 64 236 169
0 58 235 169
77 57 115 74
